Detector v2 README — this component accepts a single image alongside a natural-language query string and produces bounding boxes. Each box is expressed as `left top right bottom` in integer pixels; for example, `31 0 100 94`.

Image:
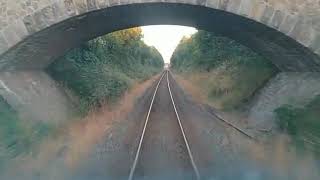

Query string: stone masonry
1 0 320 123
0 0 319 58
0 0 320 57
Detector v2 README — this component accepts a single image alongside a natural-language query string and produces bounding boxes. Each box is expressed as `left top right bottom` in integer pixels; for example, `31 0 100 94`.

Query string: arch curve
0 0 320 71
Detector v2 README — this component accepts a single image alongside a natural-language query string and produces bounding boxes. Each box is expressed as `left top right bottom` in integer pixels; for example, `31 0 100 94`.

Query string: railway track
128 70 200 180
167 70 257 142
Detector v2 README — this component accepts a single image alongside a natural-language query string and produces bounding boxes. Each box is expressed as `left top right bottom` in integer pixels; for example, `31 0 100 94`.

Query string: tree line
48 27 164 112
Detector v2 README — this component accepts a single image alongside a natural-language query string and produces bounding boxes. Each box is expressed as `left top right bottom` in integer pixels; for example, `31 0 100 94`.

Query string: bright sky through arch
141 25 197 63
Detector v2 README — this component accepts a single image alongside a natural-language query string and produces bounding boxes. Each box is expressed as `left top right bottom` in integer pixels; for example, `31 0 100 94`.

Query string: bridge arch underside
1 3 320 72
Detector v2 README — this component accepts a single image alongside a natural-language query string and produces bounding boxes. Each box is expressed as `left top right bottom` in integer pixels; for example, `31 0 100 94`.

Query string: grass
172 30 278 110
175 61 276 110
0 28 163 171
47 28 163 114
0 97 53 171
209 60 275 110
274 95 320 154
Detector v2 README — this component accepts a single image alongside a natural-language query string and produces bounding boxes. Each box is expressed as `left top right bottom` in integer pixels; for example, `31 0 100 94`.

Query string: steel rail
128 72 166 180
166 70 201 180
128 70 201 180
167 70 258 142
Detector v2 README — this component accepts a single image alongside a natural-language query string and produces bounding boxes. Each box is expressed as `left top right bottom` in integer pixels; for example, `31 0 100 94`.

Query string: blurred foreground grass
0 27 163 170
275 95 320 155
0 97 53 170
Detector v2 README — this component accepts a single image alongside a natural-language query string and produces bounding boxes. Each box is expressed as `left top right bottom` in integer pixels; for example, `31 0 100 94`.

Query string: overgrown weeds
171 30 277 110
47 28 164 114
274 95 320 154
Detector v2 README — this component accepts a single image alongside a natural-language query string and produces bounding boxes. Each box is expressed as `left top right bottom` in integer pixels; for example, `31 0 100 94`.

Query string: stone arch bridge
1 0 320 123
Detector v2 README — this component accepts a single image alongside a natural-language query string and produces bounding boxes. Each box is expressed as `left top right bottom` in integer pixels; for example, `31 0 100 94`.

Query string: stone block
53 2 70 20
33 10 50 29
2 27 20 47
250 1 266 21
141 0 154 3
195 0 207 6
23 9 52 34
316 48 320 57
260 5 274 24
23 15 38 34
40 5 59 27
87 0 98 10
270 9 284 29
279 13 299 35
205 0 219 9
0 71 77 124
0 32 9 54
63 0 77 16
238 0 253 17
96 0 109 8
108 0 120 6
290 18 313 47
311 15 320 31
2 20 28 47
119 0 134 5
74 0 88 14
309 32 320 51
14 20 29 40
218 0 230 11
163 0 180 3
248 72 320 130
226 0 241 14
3 20 28 47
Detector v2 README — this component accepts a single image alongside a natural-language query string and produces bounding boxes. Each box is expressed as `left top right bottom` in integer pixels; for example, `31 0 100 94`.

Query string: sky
141 25 197 63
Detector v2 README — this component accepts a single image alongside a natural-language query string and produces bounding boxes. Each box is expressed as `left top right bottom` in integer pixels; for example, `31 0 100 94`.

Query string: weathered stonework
0 71 77 124
0 0 319 72
73 0 88 14
316 48 320 56
248 72 320 131
249 1 267 20
238 0 253 17
0 32 8 54
2 20 28 47
87 0 98 10
290 17 313 46
109 0 120 6
260 5 274 24
205 0 219 9
270 10 285 29
0 0 51 31
218 0 229 11
279 13 299 35
0 0 319 124
226 0 241 14
96 0 109 8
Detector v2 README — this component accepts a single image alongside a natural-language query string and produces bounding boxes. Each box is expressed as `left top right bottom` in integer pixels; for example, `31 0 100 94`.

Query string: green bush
274 96 320 153
0 97 53 170
171 30 277 110
47 28 164 113
171 30 276 73
0 28 163 170
274 105 300 135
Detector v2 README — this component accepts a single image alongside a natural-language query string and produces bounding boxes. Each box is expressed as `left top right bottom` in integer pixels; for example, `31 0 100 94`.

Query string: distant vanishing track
128 70 200 180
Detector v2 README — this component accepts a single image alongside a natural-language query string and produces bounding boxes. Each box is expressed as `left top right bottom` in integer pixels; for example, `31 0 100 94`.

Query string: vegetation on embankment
47 27 164 114
0 97 53 170
274 95 320 154
0 28 163 170
171 30 278 110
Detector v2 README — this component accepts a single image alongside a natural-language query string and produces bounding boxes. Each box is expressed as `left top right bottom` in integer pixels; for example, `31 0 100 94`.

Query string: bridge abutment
0 70 77 124
248 72 320 132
